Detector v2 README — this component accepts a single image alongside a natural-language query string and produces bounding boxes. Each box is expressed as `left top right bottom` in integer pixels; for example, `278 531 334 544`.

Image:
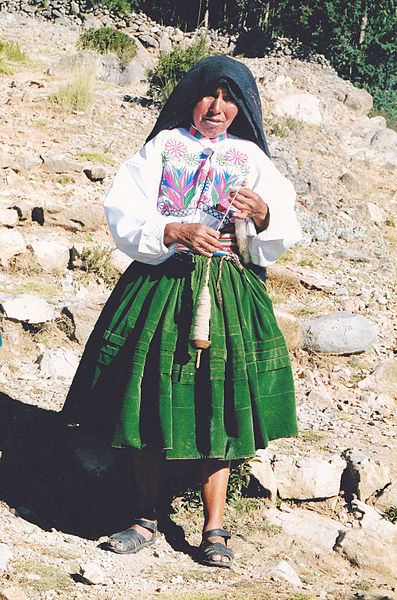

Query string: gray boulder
344 87 373 114
302 312 377 354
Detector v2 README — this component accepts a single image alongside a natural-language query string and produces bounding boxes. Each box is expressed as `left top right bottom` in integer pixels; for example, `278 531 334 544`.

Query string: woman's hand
164 222 221 257
229 183 270 233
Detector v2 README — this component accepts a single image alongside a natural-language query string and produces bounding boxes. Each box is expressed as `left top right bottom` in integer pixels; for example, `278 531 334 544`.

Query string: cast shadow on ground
0 392 196 557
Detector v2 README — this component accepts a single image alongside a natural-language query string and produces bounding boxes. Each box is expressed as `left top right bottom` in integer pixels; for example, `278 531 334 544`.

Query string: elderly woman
63 56 301 568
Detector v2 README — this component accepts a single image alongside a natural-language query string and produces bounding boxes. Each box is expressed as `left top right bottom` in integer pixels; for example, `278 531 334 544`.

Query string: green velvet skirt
63 252 297 460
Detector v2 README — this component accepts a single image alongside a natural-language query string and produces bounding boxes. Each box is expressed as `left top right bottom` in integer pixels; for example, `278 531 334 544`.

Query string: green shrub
78 27 137 67
0 39 28 73
147 37 210 105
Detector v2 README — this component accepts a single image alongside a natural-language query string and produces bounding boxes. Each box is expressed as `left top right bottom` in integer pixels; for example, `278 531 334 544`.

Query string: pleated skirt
62 252 297 460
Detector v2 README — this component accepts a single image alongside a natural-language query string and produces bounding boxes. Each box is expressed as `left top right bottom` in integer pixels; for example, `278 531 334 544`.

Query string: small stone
274 92 323 125
358 358 397 398
70 1 79 15
79 562 106 585
83 166 106 182
0 544 13 571
265 559 302 587
0 150 11 169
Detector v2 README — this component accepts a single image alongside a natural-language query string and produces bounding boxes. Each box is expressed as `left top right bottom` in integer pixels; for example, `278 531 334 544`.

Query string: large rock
341 449 391 502
273 93 323 125
273 309 302 350
12 153 40 174
0 208 18 227
41 154 82 175
334 529 397 578
0 229 26 266
110 248 133 274
35 348 79 380
45 204 106 232
358 358 397 398
249 449 277 501
343 88 373 115
29 238 70 272
272 454 346 500
302 312 377 354
374 480 397 511
119 60 146 85
366 201 387 225
0 586 30 600
265 507 345 550
0 544 12 571
0 295 55 324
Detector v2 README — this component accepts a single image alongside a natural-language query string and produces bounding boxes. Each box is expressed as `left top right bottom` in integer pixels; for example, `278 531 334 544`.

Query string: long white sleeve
104 132 178 265
246 149 302 266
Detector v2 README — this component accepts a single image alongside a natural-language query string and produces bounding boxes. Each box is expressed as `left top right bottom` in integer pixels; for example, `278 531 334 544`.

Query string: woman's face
192 86 238 138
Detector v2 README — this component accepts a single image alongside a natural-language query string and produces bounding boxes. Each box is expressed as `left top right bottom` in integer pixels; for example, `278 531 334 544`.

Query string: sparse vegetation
50 64 96 113
78 27 137 66
147 37 210 104
0 38 28 73
385 506 397 524
78 151 116 165
56 175 73 185
264 116 304 138
79 245 119 286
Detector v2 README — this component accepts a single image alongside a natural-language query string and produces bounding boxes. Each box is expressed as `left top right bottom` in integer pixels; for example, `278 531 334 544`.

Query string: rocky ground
0 10 396 600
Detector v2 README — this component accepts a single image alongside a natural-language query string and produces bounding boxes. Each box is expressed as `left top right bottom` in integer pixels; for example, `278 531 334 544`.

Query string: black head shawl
146 55 270 158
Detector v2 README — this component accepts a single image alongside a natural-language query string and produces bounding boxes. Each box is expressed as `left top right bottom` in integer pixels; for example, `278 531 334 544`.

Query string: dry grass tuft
50 64 96 114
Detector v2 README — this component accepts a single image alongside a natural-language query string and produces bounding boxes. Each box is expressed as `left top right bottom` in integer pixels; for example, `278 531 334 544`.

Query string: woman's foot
105 518 157 554
200 528 234 568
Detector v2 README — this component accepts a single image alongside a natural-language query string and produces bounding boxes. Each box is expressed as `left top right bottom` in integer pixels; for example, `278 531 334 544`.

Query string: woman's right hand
164 223 221 257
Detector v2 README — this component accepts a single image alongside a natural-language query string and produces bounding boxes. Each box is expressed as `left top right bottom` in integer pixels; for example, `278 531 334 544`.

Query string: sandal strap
202 541 234 561
135 519 157 533
202 528 231 541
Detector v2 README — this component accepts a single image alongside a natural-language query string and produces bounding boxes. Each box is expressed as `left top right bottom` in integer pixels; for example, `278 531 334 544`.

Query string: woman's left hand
229 182 269 233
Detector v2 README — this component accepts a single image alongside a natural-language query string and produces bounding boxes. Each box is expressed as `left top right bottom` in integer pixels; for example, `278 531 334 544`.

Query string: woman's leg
131 447 162 538
107 448 162 550
201 459 231 563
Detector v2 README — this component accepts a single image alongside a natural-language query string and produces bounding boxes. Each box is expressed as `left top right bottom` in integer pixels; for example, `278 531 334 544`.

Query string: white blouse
104 127 301 266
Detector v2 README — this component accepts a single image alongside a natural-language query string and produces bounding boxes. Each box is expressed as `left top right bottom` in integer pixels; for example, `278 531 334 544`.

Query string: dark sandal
199 528 234 569
104 518 157 554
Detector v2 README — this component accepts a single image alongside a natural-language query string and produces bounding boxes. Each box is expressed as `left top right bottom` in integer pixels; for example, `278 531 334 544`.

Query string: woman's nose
210 94 222 113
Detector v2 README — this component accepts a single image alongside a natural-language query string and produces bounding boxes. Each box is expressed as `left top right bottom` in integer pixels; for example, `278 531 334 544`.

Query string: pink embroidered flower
164 139 187 157
225 148 248 165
